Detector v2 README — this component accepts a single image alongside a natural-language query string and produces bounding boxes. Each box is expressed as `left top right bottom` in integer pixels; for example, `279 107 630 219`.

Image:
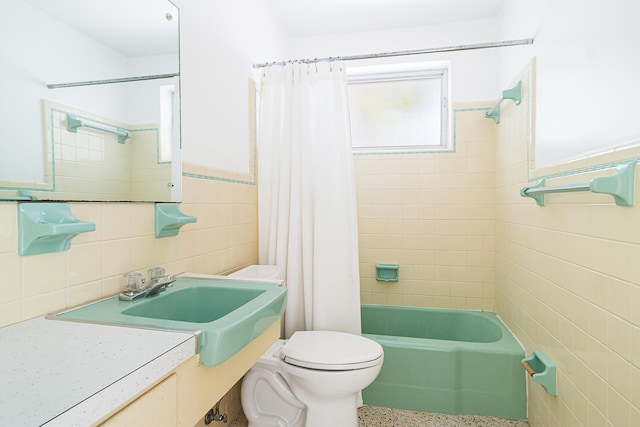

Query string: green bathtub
361 304 526 420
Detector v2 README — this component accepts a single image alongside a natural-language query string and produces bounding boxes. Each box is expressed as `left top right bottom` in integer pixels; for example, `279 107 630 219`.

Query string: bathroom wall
1 1 283 422
3 0 130 184
0 176 257 328
355 104 497 310
288 17 504 104
0 0 285 328
289 13 512 312
173 0 287 175
498 0 640 168
494 64 640 426
41 102 171 201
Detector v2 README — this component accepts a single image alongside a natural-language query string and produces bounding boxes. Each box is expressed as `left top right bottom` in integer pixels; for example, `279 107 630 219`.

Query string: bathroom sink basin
121 286 265 323
48 275 286 366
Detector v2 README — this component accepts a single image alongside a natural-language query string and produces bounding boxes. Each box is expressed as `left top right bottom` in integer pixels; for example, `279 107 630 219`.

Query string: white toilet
229 266 384 427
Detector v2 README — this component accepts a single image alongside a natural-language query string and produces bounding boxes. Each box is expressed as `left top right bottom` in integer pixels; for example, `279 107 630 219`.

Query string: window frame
347 63 451 154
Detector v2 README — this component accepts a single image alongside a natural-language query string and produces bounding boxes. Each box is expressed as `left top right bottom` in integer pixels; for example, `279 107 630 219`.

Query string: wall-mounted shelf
155 203 197 238
522 350 557 395
376 263 399 282
18 203 96 256
66 113 130 144
520 161 636 206
485 81 522 124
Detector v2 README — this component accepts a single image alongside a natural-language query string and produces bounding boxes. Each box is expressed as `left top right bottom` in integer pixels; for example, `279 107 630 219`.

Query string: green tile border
186 106 491 186
182 171 256 186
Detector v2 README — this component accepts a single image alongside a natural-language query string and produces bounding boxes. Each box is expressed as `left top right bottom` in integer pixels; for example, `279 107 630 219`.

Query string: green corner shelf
18 203 96 256
155 203 197 238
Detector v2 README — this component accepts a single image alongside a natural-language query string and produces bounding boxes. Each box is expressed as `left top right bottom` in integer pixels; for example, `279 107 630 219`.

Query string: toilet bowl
230 265 384 427
241 331 383 427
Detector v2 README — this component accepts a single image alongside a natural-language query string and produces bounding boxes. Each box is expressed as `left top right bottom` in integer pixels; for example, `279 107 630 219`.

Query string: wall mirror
532 2 640 169
1 0 181 202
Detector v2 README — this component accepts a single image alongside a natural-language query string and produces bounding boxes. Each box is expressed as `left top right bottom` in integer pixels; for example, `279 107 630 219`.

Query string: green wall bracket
521 161 635 206
155 203 197 238
376 263 399 282
18 203 96 256
66 113 130 144
485 80 522 124
522 350 557 395
502 80 522 106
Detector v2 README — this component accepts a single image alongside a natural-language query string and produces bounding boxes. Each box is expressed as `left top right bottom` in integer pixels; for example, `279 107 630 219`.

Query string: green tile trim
182 172 256 186
129 128 168 165
182 106 491 184
525 158 640 183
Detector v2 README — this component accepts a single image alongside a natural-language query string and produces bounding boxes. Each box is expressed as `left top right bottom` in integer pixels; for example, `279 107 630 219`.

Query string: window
347 63 450 153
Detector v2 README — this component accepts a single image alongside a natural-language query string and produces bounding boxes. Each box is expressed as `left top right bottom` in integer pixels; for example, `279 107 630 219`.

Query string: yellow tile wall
495 65 640 426
354 105 497 310
0 175 258 328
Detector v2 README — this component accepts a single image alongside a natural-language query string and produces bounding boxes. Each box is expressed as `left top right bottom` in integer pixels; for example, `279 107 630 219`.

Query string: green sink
122 286 266 323
48 276 287 366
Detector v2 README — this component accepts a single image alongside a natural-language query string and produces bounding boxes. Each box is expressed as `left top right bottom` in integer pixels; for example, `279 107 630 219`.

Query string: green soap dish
18 202 96 256
376 263 399 282
155 203 197 238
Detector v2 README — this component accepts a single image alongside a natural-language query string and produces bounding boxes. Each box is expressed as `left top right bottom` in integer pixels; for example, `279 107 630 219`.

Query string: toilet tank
228 265 283 281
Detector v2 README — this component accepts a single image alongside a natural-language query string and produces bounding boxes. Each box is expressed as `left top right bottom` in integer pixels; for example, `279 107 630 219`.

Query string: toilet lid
279 331 383 371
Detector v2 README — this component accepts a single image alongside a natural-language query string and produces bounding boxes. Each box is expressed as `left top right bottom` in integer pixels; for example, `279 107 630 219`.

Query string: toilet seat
280 331 383 371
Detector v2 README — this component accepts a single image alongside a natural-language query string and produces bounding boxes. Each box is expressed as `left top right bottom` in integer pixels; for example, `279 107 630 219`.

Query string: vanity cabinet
97 320 280 426
100 375 178 427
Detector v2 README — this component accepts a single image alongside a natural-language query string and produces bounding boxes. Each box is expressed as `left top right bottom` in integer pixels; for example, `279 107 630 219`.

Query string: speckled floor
228 406 529 426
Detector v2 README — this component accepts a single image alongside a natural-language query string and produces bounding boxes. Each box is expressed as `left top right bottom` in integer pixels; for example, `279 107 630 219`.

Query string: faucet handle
123 272 144 292
148 267 166 280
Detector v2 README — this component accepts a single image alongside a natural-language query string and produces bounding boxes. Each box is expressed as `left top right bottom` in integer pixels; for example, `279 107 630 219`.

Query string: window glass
347 66 449 153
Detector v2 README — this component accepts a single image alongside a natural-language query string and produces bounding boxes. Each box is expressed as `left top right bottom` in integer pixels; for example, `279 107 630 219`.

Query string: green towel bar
521 160 635 206
66 113 130 144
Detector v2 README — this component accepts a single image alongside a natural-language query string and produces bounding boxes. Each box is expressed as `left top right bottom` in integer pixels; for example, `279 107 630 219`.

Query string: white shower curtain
257 61 361 338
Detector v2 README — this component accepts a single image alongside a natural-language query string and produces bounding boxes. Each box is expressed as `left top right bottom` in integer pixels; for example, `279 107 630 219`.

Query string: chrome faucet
142 274 177 297
119 268 178 301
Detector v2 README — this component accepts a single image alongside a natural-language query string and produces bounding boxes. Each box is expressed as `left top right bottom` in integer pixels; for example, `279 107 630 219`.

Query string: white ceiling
23 0 179 57
265 0 507 38
22 0 505 56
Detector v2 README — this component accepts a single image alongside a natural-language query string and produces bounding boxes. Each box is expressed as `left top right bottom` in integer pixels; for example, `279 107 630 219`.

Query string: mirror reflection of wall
1 0 181 202
499 1 640 169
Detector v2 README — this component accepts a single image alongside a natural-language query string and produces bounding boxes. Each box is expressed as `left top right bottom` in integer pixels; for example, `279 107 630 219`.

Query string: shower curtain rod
252 38 533 69
47 73 179 89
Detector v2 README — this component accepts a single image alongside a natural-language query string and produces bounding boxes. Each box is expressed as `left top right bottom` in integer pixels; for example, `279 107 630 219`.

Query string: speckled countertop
0 316 197 426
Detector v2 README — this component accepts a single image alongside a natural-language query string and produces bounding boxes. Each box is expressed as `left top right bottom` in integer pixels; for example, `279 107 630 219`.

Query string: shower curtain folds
257 61 361 338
